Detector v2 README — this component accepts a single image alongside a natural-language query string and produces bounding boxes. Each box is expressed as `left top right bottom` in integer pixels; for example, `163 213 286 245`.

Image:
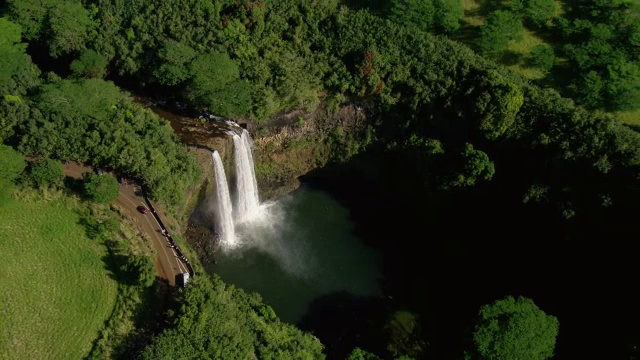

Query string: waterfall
233 129 260 223
212 151 236 247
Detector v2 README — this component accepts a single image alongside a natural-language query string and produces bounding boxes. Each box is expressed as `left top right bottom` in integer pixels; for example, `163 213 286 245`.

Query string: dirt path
63 162 187 286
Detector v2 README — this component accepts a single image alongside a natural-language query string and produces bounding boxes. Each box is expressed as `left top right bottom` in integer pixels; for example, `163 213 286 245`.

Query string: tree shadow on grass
64 176 84 195
499 50 523 66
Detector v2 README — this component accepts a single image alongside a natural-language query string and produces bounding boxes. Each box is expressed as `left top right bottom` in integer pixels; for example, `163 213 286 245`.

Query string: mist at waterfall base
207 186 382 324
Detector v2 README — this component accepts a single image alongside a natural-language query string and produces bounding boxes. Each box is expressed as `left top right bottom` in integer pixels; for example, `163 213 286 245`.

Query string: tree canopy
28 158 64 188
83 172 119 203
141 275 324 359
472 296 559 360
480 10 524 55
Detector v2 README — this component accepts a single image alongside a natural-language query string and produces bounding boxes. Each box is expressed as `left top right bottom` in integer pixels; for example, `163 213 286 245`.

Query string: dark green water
207 185 382 324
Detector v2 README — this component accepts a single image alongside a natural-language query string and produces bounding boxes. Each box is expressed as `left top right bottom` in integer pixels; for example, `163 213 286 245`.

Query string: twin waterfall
211 151 235 246
211 129 261 247
233 132 260 223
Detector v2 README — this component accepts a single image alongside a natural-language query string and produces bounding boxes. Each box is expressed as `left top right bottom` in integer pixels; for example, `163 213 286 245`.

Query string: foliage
28 158 64 188
469 70 525 140
528 44 555 72
346 347 382 360
120 255 156 288
35 79 121 121
70 49 108 79
557 0 640 111
522 0 558 27
185 52 252 117
388 0 435 33
480 10 524 55
0 194 118 359
0 17 41 98
0 144 27 182
141 275 324 359
448 143 495 188
384 311 427 358
0 145 26 206
16 79 200 206
83 172 119 203
434 0 463 33
153 40 197 86
7 0 94 58
472 296 559 360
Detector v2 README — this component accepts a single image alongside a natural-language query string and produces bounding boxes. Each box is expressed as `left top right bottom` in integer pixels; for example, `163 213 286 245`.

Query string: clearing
0 193 118 360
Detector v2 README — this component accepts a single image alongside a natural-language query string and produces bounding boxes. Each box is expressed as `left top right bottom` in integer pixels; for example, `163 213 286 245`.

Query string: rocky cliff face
251 103 371 199
139 98 371 260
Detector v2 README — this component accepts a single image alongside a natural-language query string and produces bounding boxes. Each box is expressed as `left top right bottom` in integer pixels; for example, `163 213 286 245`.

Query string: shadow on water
300 148 640 359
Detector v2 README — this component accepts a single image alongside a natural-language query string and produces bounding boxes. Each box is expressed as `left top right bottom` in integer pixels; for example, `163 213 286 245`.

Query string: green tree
46 1 94 58
28 158 64 188
388 0 435 33
575 70 604 108
0 17 41 97
7 0 94 58
35 79 121 121
384 311 427 359
70 49 108 79
0 145 27 183
346 348 382 360
523 0 558 27
434 0 463 33
120 255 155 287
448 143 495 188
0 17 28 76
528 45 555 72
6 0 48 40
471 70 525 140
83 172 119 203
472 296 559 360
153 40 197 86
185 52 251 116
605 57 640 111
479 10 524 55
0 145 26 206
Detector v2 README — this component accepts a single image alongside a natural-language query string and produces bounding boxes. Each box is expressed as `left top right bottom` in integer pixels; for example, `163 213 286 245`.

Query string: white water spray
212 151 236 247
233 129 260 223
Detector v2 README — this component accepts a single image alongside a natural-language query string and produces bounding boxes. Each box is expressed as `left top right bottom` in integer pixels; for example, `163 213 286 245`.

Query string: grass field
459 0 640 126
459 0 557 80
0 194 118 360
616 110 640 127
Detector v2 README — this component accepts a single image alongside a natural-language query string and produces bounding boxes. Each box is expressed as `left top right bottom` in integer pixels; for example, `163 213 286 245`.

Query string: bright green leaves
7 0 94 58
70 50 108 79
0 144 27 183
27 158 64 188
35 79 121 122
387 0 462 33
480 10 524 55
448 143 495 188
528 45 555 72
0 145 26 206
185 52 252 117
388 0 435 33
522 0 558 27
472 296 559 360
82 172 119 203
153 41 197 86
471 70 525 140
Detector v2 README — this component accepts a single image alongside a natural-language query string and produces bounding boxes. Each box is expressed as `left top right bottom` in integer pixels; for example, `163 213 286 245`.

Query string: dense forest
2 0 640 359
